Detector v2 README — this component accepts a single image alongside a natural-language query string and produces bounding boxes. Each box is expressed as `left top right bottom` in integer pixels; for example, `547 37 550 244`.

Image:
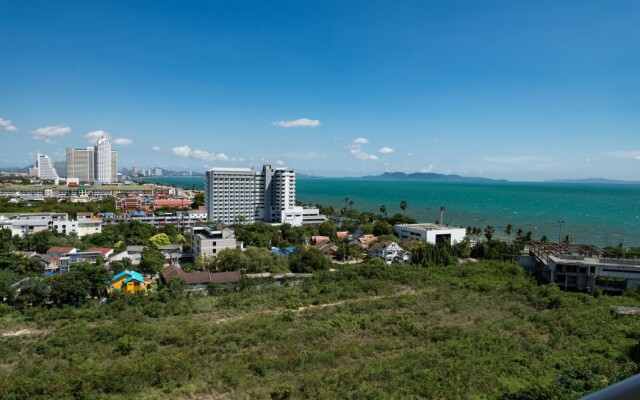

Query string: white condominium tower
95 136 112 183
35 154 60 180
205 164 297 225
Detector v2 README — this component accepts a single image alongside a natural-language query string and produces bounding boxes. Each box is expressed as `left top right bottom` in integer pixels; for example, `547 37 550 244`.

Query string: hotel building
205 164 299 225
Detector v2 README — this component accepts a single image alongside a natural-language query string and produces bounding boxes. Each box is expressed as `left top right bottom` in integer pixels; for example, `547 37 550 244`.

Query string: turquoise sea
136 176 640 247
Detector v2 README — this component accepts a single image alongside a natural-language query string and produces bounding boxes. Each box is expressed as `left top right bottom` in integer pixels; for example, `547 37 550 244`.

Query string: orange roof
336 231 349 239
154 199 187 207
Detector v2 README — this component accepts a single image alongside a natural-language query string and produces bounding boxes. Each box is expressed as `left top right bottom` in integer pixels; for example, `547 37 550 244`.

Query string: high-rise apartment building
35 154 60 180
95 136 112 183
66 147 95 182
205 164 299 225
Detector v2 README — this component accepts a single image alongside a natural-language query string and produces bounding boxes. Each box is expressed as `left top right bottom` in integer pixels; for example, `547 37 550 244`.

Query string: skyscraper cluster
64 136 117 183
31 136 118 183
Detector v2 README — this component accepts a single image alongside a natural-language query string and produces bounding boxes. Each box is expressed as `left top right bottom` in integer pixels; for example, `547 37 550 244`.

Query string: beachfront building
205 164 300 225
394 223 466 245
191 226 244 257
522 242 640 294
65 137 117 183
94 136 112 183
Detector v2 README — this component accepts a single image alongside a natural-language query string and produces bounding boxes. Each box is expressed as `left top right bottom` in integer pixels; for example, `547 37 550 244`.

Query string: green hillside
1 261 640 399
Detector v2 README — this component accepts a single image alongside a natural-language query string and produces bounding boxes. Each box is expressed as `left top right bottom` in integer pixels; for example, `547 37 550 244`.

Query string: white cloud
172 145 229 161
608 150 640 159
276 160 285 166
85 130 110 142
420 165 434 173
0 118 18 132
152 146 161 152
32 125 71 140
379 147 394 154
353 137 369 144
482 156 546 165
113 137 133 145
172 145 192 157
350 147 378 160
272 118 320 128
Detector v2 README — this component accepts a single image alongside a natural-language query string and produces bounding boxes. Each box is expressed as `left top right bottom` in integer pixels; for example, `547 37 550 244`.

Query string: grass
1 261 639 399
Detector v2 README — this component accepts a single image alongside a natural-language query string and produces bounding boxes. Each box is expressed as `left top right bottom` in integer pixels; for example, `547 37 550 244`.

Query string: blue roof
284 247 295 254
270 247 287 256
108 270 145 285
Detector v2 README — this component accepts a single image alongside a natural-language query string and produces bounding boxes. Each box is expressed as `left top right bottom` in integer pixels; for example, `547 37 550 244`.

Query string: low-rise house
47 247 77 259
59 250 104 273
106 270 149 294
314 239 338 256
191 226 243 257
368 241 411 265
356 234 377 249
86 247 114 259
159 244 183 261
161 265 241 290
126 245 145 256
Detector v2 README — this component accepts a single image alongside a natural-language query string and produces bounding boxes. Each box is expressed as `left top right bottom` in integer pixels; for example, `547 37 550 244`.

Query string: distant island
359 172 507 182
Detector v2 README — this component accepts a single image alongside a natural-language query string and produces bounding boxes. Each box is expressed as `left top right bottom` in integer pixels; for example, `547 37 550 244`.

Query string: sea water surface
137 176 640 247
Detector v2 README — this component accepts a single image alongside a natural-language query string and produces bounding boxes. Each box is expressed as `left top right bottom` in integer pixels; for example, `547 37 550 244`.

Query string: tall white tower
35 154 60 180
94 136 112 183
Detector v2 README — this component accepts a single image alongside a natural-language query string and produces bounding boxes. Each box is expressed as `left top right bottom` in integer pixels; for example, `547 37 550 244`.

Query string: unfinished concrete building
520 242 640 294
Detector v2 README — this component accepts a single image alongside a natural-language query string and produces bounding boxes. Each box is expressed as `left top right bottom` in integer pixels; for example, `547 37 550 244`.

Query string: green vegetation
1 261 640 399
0 197 116 218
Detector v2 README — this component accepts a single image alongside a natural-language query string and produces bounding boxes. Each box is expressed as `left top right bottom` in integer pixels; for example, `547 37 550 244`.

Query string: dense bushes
1 261 639 399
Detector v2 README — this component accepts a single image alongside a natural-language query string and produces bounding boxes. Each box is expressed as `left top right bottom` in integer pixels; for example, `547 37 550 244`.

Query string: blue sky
0 0 639 180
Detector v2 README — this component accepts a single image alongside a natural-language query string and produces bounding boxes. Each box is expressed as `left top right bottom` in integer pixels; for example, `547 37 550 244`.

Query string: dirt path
210 287 417 325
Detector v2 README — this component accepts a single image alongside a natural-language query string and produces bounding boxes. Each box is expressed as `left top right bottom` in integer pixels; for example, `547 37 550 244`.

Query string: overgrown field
2 261 640 399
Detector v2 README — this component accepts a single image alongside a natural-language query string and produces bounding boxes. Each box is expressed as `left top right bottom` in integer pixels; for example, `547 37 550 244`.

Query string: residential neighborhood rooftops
86 248 113 256
161 265 241 285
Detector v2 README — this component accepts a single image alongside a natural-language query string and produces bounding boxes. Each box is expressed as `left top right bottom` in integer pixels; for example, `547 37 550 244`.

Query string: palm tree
472 227 482 242
562 235 573 245
504 224 513 243
400 200 408 215
380 205 387 216
349 201 354 210
484 225 495 241
540 235 549 243
343 196 349 204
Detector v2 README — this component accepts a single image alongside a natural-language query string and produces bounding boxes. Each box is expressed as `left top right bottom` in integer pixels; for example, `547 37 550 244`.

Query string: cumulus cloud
0 118 18 132
608 150 640 159
350 148 378 160
379 147 394 154
276 160 285 166
113 137 133 145
420 165 434 173
152 146 161 152
85 130 109 142
353 137 369 144
32 125 71 140
172 145 229 161
272 118 320 128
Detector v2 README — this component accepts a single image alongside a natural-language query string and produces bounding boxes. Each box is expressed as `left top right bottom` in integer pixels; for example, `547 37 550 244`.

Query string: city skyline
1 1 639 181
